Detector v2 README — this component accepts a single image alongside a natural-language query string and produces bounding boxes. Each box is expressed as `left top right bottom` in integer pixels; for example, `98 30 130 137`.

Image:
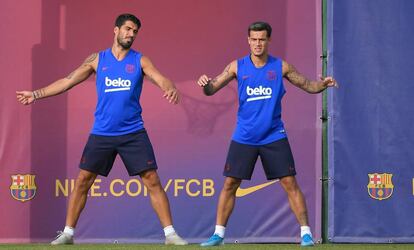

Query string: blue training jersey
91 48 144 136
232 55 287 145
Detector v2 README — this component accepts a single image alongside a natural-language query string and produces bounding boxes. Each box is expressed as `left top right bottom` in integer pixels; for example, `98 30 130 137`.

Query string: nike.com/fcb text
56 178 215 197
55 178 278 198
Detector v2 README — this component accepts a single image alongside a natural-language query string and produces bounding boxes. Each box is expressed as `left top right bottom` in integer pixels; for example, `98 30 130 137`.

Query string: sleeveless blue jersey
91 48 144 135
232 55 287 145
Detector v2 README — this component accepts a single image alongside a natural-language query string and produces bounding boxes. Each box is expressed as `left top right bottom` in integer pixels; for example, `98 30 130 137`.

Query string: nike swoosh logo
236 180 279 197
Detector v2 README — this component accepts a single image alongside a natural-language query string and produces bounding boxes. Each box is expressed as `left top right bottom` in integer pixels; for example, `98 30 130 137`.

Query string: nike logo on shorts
235 180 279 197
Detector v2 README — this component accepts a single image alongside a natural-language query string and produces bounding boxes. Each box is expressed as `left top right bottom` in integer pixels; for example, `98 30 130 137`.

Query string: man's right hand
197 75 211 87
16 91 35 105
15 53 98 106
197 61 237 96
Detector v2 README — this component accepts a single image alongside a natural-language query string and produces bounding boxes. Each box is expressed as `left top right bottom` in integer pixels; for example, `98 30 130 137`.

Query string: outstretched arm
141 56 179 104
16 53 98 105
283 60 338 94
197 61 237 96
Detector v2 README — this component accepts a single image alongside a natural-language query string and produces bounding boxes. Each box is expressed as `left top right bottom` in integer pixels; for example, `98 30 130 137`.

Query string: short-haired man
17 14 187 246
197 21 337 247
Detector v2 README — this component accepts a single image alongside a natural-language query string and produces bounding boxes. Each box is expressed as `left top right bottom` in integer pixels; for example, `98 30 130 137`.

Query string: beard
117 36 133 49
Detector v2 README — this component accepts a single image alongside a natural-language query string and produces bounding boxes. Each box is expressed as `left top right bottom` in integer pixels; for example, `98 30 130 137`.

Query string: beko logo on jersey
104 77 131 92
246 86 272 102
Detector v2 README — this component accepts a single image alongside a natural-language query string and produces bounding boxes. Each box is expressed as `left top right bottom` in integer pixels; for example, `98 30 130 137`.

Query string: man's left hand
163 88 180 104
321 76 339 88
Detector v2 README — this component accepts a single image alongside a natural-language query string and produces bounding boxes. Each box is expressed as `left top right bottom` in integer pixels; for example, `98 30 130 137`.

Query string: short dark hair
248 21 272 38
115 13 141 29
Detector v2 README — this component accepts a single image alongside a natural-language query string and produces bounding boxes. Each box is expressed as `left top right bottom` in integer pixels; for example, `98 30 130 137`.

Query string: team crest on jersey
367 173 394 200
10 174 37 202
266 70 277 80
125 64 135 73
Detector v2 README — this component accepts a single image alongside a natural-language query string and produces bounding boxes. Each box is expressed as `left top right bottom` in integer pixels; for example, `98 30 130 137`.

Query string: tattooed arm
16 53 98 105
197 61 237 96
141 56 179 104
283 60 337 94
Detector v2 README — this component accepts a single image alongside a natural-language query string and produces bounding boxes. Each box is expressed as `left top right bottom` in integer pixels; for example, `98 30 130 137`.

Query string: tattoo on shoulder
84 53 98 64
64 53 97 79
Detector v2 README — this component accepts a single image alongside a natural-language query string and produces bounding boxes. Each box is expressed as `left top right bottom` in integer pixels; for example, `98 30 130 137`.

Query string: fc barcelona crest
367 173 394 200
266 70 277 80
125 64 135 73
10 174 37 202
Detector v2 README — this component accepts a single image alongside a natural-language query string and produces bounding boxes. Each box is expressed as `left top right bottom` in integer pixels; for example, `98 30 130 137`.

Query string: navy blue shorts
224 138 296 180
79 129 157 176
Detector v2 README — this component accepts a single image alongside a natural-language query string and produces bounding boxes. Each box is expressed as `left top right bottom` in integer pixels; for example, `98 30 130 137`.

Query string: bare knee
280 176 300 194
141 170 162 191
222 177 242 194
75 171 96 193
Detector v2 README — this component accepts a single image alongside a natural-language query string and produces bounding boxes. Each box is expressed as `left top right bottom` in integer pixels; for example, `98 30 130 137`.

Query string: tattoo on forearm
303 78 311 89
211 64 231 84
66 71 75 80
220 64 231 78
33 88 46 99
203 82 214 95
146 74 155 83
204 64 233 95
224 64 230 73
286 64 311 90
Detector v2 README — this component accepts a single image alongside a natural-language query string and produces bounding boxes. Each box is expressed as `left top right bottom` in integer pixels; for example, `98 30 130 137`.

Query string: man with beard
16 14 187 246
